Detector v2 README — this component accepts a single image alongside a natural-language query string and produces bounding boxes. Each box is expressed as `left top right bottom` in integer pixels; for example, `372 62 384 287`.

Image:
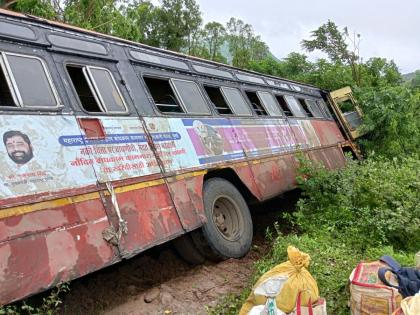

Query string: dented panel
0 201 118 305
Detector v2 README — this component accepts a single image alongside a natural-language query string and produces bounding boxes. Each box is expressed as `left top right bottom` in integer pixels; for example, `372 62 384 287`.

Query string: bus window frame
304 98 325 119
0 51 63 110
244 89 269 117
284 94 309 118
200 83 237 116
256 90 285 118
142 74 187 115
142 74 213 117
273 93 294 117
170 78 212 116
220 86 253 117
64 63 129 115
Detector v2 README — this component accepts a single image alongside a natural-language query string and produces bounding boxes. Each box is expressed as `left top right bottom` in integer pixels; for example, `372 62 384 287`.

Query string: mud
58 190 299 315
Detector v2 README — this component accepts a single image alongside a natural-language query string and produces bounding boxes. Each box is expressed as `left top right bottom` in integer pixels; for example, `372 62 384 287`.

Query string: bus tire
173 233 206 265
193 178 253 261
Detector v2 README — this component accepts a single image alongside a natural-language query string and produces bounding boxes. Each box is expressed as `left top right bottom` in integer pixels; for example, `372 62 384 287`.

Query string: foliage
0 283 69 315
7 0 59 19
294 155 420 252
361 57 402 87
355 86 420 157
302 20 362 86
226 17 269 68
200 22 227 62
407 70 420 90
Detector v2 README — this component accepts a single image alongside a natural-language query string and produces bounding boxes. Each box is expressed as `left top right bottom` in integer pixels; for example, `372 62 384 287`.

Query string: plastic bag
239 246 319 314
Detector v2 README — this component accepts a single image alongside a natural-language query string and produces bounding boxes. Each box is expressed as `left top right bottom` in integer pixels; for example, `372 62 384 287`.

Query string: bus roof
0 8 323 92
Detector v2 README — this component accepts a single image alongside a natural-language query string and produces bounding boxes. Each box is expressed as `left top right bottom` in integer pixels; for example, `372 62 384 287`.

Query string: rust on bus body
0 195 119 304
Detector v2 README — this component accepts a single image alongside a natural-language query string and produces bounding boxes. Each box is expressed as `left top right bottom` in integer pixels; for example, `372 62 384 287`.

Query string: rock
144 287 160 303
160 292 174 306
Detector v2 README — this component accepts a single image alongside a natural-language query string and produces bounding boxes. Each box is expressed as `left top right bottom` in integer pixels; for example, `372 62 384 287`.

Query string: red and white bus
0 9 363 305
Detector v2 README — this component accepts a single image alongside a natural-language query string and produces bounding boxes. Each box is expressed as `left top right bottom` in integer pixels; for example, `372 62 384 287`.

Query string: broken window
66 65 127 113
275 95 293 117
297 98 313 117
143 76 183 113
284 95 307 117
204 85 233 115
306 99 324 118
245 91 268 116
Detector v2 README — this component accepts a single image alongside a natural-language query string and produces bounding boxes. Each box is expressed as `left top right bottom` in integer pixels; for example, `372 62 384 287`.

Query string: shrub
294 155 420 252
355 86 420 158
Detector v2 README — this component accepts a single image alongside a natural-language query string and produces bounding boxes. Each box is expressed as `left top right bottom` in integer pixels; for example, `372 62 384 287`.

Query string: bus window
88 67 127 112
143 76 183 113
317 99 333 119
257 91 283 116
306 99 324 118
203 85 233 115
0 61 15 107
284 95 307 117
275 95 293 117
221 87 252 116
297 98 313 117
171 79 211 115
245 91 268 116
66 65 127 113
0 52 60 108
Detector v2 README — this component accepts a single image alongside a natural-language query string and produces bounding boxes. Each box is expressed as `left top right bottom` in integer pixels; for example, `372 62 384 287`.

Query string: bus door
52 52 185 258
328 87 366 140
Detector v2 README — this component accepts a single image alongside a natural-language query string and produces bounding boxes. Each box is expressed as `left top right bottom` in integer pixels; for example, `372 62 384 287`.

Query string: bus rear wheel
192 178 253 261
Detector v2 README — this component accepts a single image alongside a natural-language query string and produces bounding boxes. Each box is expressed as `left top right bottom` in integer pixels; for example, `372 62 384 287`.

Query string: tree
3 0 60 19
63 0 123 34
156 0 202 52
409 70 420 90
302 20 362 86
202 22 226 61
113 1 161 46
226 17 268 68
362 57 402 87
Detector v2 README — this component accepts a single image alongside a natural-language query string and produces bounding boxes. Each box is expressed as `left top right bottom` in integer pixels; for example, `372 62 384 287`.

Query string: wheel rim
211 195 244 241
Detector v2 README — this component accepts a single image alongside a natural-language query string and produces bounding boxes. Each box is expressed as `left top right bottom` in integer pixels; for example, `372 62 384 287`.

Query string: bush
294 155 420 252
355 86 420 158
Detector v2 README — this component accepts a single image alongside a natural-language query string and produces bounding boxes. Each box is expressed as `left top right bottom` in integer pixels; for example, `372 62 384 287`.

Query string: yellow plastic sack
239 246 319 314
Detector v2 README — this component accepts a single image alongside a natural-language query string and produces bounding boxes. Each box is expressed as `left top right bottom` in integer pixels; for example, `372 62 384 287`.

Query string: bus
0 8 364 305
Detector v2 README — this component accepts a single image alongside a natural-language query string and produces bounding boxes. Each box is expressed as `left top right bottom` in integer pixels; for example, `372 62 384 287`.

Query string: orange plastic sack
239 246 319 314
349 261 402 315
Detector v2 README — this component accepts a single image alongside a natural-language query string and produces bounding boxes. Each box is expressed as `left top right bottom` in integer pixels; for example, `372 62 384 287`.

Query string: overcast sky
196 0 419 74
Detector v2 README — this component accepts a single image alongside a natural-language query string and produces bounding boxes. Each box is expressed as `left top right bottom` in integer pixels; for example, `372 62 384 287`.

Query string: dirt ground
60 191 299 315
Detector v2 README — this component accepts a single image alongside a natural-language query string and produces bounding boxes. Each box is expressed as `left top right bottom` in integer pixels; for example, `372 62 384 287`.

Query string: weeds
0 283 69 315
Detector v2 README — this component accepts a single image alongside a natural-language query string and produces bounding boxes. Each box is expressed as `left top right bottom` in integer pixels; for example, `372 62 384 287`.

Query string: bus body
0 9 361 305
